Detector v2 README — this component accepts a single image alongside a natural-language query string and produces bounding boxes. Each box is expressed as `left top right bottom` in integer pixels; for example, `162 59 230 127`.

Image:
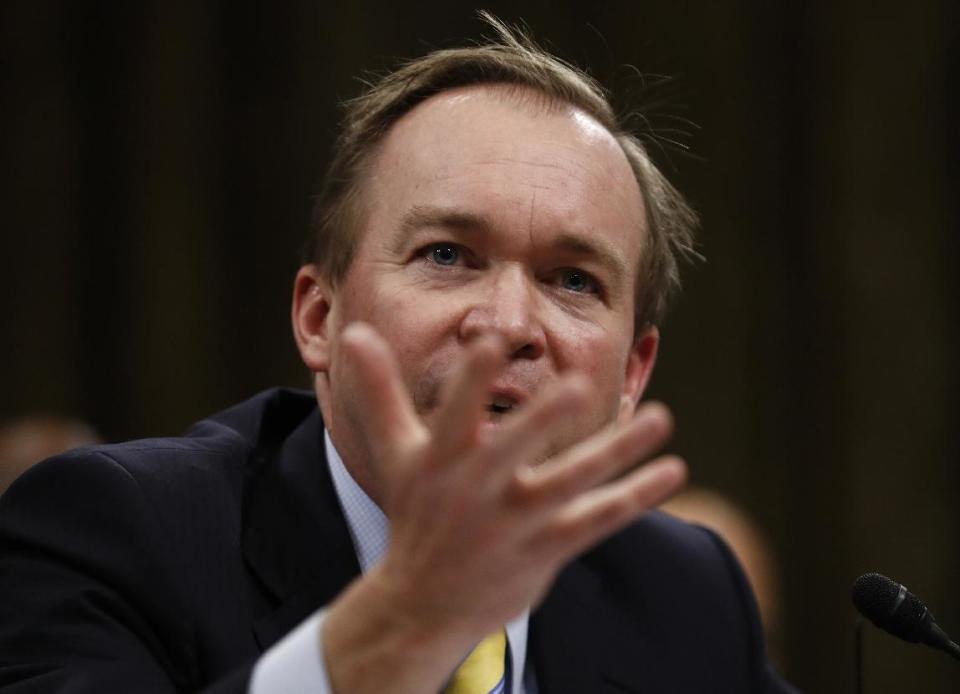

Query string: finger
472 372 594 483
340 322 424 455
513 402 674 508
429 334 507 455
536 456 687 563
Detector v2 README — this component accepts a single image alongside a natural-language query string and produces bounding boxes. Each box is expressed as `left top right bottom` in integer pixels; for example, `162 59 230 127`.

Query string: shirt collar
325 430 388 574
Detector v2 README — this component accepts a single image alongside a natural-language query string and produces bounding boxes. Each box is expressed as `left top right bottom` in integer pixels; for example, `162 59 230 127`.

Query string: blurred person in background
661 487 784 664
0 416 101 495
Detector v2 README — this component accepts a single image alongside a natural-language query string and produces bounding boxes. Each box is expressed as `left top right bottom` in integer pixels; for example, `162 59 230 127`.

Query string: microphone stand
854 617 864 694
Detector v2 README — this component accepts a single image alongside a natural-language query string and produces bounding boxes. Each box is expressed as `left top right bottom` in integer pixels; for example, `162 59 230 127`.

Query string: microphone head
852 572 929 643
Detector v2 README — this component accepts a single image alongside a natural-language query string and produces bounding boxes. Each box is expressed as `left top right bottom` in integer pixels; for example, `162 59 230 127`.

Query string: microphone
851 572 960 660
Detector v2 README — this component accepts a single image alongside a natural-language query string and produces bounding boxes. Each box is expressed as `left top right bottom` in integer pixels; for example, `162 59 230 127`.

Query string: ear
291 264 335 373
617 325 660 424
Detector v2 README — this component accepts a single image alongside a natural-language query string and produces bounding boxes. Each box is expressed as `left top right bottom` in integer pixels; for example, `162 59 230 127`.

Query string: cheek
362 285 460 348
341 281 465 393
539 332 630 455
552 323 630 399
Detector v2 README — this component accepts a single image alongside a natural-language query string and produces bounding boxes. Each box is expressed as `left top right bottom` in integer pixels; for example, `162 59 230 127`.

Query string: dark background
1 2 957 691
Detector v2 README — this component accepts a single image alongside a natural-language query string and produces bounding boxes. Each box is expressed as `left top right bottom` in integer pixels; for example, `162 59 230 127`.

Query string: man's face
313 85 656 492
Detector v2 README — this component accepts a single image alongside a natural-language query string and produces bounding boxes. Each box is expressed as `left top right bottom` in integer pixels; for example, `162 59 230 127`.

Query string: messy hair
303 13 699 329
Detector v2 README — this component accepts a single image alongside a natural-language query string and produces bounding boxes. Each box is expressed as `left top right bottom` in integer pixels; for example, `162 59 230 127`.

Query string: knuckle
598 494 635 528
544 517 580 549
505 468 540 506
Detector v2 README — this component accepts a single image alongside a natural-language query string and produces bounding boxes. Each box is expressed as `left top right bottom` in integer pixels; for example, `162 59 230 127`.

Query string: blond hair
304 14 698 329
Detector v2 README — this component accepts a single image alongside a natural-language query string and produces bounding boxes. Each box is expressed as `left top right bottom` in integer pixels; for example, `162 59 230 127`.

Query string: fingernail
558 371 591 399
342 321 372 343
476 331 507 349
636 402 672 430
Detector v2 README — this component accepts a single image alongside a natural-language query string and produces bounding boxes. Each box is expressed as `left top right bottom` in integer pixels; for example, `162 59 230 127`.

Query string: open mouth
486 395 517 417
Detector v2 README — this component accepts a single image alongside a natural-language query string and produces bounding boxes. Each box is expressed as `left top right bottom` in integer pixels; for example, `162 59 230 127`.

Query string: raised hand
322 322 686 694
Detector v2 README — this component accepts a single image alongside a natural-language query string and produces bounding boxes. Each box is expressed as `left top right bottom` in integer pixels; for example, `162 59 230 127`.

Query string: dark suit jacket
0 389 796 693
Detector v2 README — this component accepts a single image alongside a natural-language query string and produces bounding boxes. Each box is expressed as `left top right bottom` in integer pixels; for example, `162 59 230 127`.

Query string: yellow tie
444 630 507 694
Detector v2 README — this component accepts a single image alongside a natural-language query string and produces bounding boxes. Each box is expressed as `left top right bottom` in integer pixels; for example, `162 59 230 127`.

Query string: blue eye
560 269 598 294
428 244 460 266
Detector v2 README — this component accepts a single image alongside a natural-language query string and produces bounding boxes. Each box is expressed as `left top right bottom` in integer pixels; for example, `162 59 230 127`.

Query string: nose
459 265 546 360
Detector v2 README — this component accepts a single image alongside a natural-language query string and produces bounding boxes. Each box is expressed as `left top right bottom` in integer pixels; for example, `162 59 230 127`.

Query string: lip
486 383 530 410
414 375 535 418
477 416 510 441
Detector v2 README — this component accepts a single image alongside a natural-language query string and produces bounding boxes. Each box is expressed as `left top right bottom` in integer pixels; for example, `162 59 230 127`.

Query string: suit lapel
531 557 650 693
241 408 361 651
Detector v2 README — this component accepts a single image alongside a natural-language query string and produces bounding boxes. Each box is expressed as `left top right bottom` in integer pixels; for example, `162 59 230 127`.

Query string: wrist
322 566 475 694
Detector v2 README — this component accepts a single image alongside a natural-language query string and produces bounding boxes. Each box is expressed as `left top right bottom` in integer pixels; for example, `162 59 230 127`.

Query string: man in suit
0 17 795 694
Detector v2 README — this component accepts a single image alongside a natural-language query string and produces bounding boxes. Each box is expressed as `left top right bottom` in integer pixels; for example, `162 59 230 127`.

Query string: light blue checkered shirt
250 430 532 693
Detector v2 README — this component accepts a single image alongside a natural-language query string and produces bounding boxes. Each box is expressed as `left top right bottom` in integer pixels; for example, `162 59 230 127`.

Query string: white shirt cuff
249 609 332 694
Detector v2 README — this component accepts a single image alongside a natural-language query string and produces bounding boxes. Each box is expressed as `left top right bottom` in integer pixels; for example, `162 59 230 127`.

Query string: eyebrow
395 205 494 246
393 204 630 289
387 205 496 259
550 232 628 287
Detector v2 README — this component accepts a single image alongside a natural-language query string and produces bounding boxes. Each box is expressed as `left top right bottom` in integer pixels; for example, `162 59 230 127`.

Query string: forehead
363 84 646 269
